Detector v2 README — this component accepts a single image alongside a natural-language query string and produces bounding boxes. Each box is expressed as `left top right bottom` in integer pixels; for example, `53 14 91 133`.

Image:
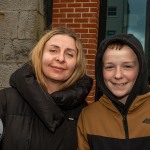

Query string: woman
77 34 150 150
0 27 93 150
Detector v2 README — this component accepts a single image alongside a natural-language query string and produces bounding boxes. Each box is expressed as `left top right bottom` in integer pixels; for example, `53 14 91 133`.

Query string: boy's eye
104 66 114 70
124 65 133 69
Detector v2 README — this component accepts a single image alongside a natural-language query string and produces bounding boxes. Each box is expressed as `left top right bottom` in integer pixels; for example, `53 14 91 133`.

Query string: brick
85 43 97 48
53 3 67 7
82 13 97 18
67 23 81 28
86 64 95 70
89 38 98 43
83 3 98 7
90 18 98 23
75 8 89 13
89 28 98 33
87 51 97 56
60 8 74 13
67 13 81 18
60 18 73 23
60 0 75 2
82 23 97 28
68 3 82 7
76 0 90 2
86 54 96 59
87 59 95 64
53 13 66 18
74 18 89 23
81 33 97 38
90 7 98 12
81 38 89 43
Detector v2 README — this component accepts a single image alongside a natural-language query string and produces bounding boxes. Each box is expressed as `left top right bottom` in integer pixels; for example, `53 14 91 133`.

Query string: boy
77 34 150 150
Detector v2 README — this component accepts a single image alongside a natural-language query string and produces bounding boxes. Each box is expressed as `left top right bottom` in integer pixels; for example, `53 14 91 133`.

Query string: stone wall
0 0 45 89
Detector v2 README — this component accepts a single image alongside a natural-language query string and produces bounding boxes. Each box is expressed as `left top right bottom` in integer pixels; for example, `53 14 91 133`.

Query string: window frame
107 6 117 17
44 0 53 29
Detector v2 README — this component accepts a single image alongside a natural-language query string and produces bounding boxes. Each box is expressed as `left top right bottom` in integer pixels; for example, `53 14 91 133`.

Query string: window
96 0 150 100
108 6 117 17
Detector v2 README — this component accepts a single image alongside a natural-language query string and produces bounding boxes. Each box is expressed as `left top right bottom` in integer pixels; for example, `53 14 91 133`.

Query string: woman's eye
68 53 73 57
49 49 57 53
67 53 74 57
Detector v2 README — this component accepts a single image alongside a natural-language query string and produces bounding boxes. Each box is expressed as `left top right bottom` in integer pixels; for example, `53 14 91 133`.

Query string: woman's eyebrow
67 48 76 51
49 44 77 53
49 44 59 48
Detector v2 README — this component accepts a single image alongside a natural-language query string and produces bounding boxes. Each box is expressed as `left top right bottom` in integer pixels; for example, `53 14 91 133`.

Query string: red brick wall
52 0 100 103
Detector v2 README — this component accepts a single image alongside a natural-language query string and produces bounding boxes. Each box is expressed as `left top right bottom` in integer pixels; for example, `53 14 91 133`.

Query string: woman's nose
56 53 65 63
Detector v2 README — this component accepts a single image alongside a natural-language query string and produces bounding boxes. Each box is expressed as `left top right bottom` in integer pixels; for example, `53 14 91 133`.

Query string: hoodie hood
95 33 150 112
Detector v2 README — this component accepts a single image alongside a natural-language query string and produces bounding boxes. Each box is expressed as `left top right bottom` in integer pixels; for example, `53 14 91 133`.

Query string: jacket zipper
123 115 129 150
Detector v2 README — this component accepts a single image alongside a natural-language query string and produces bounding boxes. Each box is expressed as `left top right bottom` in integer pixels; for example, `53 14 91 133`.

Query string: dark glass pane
127 0 147 48
106 0 147 49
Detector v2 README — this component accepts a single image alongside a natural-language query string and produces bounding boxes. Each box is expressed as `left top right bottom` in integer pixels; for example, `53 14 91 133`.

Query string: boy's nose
114 68 123 79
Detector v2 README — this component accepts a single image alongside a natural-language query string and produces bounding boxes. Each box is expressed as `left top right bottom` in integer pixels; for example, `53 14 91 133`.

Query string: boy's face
102 45 139 104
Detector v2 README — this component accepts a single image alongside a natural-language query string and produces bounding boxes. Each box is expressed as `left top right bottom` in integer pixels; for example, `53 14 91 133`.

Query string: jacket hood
95 33 150 112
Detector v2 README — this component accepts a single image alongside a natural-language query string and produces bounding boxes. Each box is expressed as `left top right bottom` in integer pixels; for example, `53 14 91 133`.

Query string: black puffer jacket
0 63 93 150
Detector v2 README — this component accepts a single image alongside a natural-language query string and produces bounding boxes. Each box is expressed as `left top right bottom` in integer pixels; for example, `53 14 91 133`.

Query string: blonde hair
29 27 86 91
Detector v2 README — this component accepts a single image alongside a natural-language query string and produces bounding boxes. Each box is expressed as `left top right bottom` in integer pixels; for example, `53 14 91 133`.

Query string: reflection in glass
127 0 147 48
106 0 147 49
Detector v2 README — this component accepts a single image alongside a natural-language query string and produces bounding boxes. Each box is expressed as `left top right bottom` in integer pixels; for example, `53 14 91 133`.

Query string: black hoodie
95 34 150 114
77 34 150 150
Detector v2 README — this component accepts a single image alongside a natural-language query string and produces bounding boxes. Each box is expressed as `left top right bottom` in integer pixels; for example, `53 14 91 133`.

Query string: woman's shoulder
0 87 21 98
0 87 33 115
0 87 17 96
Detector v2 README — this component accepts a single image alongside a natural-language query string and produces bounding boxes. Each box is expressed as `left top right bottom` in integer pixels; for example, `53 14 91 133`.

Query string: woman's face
102 45 139 104
42 34 77 85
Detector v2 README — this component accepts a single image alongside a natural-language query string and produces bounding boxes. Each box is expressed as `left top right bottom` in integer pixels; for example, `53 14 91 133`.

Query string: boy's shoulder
83 100 102 114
